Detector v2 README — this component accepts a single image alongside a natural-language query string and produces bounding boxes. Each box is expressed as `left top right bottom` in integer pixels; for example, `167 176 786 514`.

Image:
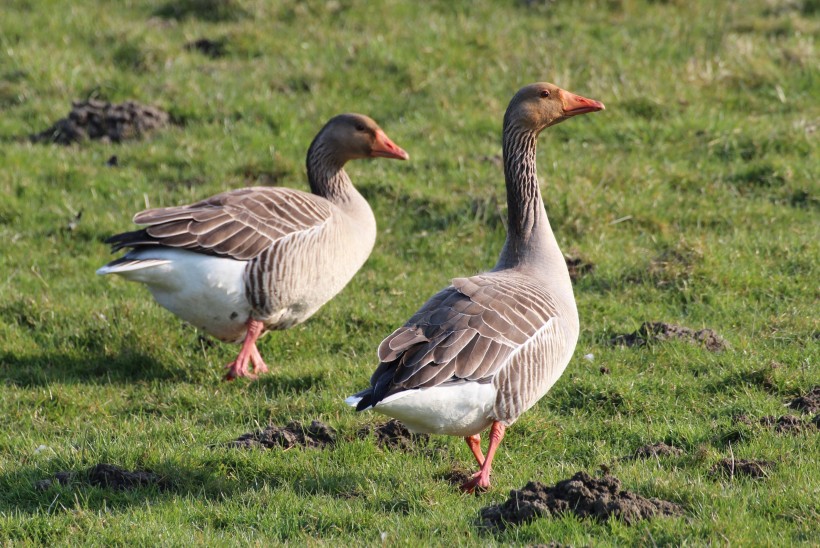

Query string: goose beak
371 130 410 160
561 91 605 117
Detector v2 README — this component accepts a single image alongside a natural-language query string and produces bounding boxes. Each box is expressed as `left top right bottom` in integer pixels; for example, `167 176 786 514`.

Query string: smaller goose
347 84 603 491
98 114 408 379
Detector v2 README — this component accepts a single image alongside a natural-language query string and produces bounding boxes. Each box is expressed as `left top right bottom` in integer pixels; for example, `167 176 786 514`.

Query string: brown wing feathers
358 273 558 410
105 187 332 261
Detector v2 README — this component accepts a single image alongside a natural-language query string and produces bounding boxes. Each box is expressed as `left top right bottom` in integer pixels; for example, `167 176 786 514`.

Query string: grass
0 0 818 544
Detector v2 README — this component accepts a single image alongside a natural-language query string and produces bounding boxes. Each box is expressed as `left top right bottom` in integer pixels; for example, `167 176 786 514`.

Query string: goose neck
496 126 560 269
306 139 353 203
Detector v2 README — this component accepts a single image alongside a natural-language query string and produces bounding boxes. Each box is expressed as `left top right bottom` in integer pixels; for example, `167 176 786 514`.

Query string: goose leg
224 319 267 380
461 422 506 493
249 344 269 375
465 434 485 466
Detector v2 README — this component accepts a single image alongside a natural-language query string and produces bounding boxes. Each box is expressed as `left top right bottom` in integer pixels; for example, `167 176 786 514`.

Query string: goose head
320 113 409 162
504 82 605 134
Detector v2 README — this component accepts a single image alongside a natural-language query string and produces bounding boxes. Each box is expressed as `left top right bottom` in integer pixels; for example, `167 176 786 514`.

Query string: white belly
370 382 497 437
98 248 252 343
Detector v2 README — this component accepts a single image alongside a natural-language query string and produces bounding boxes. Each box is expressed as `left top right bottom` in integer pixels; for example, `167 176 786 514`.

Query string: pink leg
249 344 269 375
465 434 485 466
461 422 506 493
224 319 268 380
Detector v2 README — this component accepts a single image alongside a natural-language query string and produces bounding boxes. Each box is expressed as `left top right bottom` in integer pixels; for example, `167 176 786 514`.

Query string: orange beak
371 130 410 160
561 91 605 117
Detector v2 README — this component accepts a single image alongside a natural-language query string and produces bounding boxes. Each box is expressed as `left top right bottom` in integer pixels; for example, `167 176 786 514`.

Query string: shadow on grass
0 349 180 387
0 456 375 517
0 459 237 515
251 371 326 397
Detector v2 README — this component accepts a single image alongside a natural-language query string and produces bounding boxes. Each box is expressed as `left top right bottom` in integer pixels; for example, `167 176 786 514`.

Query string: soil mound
185 38 227 58
358 419 429 450
31 99 168 145
479 471 683 530
230 420 336 449
36 463 165 491
435 468 473 486
632 442 684 459
787 386 820 414
710 458 773 479
759 415 805 434
609 321 728 352
564 253 595 282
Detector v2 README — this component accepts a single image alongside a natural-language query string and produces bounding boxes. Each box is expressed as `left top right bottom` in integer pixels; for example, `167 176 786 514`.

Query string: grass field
1 0 818 544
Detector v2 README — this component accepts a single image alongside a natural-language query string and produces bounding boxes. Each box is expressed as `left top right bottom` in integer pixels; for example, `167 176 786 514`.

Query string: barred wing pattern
106 187 333 261
366 272 573 424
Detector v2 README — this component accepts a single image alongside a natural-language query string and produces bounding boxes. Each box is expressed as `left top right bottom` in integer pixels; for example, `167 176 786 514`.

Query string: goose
346 84 604 492
98 114 408 380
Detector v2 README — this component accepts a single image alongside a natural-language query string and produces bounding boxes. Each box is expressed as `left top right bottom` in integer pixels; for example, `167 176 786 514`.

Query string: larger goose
347 84 603 491
98 114 408 379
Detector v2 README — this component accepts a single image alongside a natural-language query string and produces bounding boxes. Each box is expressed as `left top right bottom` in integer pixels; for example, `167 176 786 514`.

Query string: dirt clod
479 471 683 530
357 419 429 451
710 458 774 479
632 442 684 459
787 386 820 414
436 468 473 486
564 253 595 282
185 38 227 58
609 321 728 352
732 413 753 426
759 415 805 434
230 420 336 450
36 464 164 491
31 99 169 145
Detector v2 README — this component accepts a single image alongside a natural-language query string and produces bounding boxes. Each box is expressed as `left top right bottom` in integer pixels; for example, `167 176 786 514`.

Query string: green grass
1 0 818 544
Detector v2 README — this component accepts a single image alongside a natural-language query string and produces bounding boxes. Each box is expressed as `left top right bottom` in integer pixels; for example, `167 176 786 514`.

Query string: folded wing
105 187 333 261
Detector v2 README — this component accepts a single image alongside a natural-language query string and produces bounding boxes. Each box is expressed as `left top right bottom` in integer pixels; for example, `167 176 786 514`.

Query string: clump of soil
609 321 728 352
710 458 774 479
759 415 805 434
564 253 595 282
732 413 754 426
229 420 336 450
185 38 227 58
357 419 429 451
787 386 820 414
632 442 685 459
31 99 169 145
435 468 474 486
479 471 683 530
35 464 166 491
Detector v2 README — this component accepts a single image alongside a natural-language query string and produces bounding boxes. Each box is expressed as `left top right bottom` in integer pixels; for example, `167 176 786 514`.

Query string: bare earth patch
759 415 806 434
479 471 683 530
631 442 685 459
564 253 596 282
36 463 166 491
185 38 227 58
229 420 336 449
357 419 429 451
787 386 820 414
732 413 754 426
609 321 728 352
435 468 473 487
710 458 774 479
31 99 169 144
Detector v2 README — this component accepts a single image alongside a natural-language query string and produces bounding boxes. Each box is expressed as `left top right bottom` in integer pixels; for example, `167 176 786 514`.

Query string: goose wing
105 187 333 261
360 272 565 410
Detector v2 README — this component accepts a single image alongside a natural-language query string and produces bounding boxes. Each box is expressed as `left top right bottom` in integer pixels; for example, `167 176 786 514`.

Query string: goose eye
354 123 366 131
540 90 551 98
